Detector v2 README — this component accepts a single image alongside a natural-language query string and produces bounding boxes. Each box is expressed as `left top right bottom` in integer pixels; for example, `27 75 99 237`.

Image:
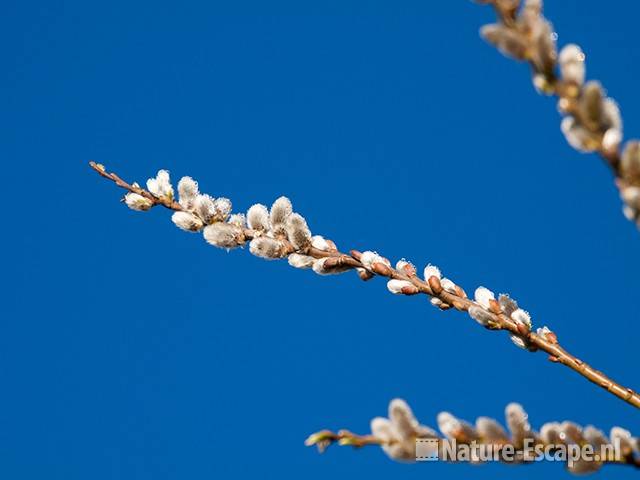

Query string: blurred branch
474 0 640 226
305 399 640 474
89 162 640 409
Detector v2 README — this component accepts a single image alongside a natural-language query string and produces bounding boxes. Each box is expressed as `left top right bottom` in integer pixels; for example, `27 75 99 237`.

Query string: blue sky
3 0 639 478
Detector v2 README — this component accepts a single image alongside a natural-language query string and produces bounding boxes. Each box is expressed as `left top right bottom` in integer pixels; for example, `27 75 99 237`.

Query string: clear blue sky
3 1 639 478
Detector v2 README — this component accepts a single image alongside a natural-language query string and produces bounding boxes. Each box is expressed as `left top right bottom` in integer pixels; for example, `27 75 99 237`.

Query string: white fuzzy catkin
583 425 609 451
247 204 270 231
602 127 622 152
474 286 495 309
311 235 330 251
476 417 509 443
146 170 173 199
203 223 243 249
510 335 528 350
287 253 314 269
480 24 528 60
370 417 411 461
506 403 531 448
561 116 598 152
511 308 532 329
124 192 153 211
395 259 414 272
177 176 199 208
194 194 217 224
536 326 552 336
498 294 518 317
227 213 246 228
249 237 286 260
386 279 414 295
171 211 204 232
437 412 476 441
468 306 494 327
621 141 640 181
440 278 456 294
559 44 586 86
423 264 441 280
389 399 420 441
312 258 349 275
360 251 389 270
270 196 293 233
213 197 232 222
540 422 563 444
285 213 311 250
610 427 635 454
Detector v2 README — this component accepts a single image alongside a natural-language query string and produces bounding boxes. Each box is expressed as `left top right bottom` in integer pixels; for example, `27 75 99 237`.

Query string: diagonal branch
305 399 640 474
89 162 640 409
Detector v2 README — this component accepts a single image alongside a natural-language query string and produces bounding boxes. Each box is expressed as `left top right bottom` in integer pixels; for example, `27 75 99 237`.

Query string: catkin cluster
127 170 555 353
306 398 640 474
477 0 640 225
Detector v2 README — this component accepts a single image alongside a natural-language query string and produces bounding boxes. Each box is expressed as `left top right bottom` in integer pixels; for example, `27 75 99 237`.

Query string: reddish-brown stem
89 161 640 409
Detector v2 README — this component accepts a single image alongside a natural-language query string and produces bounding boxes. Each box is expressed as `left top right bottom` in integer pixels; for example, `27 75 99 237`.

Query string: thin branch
305 399 640 474
89 162 640 409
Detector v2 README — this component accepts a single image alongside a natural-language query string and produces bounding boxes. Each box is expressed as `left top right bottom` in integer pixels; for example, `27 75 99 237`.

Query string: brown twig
89 161 640 409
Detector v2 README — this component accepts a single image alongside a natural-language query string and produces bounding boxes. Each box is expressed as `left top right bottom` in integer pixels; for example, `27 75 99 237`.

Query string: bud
249 237 287 259
440 278 457 294
146 169 173 200
247 204 270 231
602 128 622 153
389 399 421 441
395 259 416 276
227 213 246 228
510 334 528 349
610 427 635 456
561 116 599 152
386 279 418 295
203 223 244 249
559 44 585 86
536 325 557 343
270 196 293 233
286 213 312 250
511 308 532 329
505 403 532 448
177 176 199 208
370 417 412 461
194 194 217 224
621 186 640 210
171 211 204 232
312 257 350 275
474 286 495 309
480 24 528 60
437 412 477 442
287 253 314 269
578 81 605 130
423 264 441 281
124 192 153 211
498 294 518 317
621 141 640 182
311 235 331 251
468 306 495 327
476 417 509 443
213 197 232 222
540 422 562 444
360 251 390 270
